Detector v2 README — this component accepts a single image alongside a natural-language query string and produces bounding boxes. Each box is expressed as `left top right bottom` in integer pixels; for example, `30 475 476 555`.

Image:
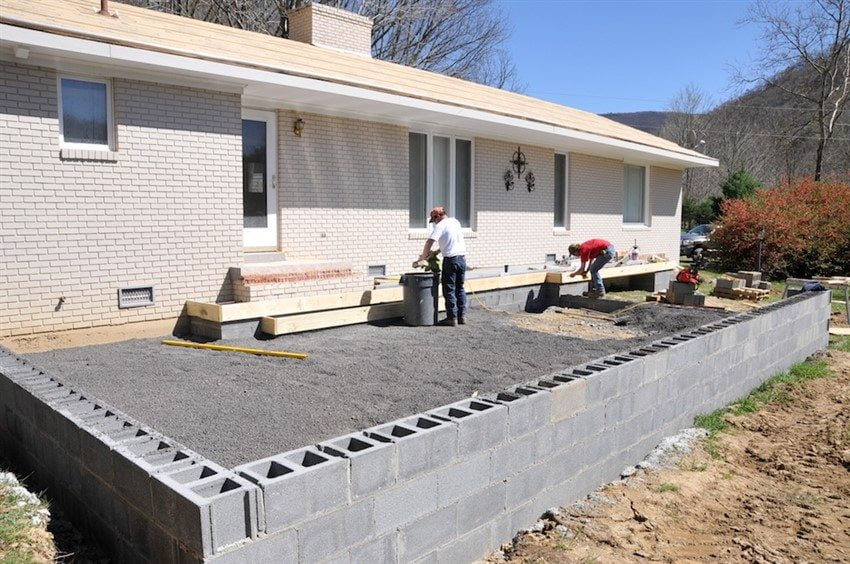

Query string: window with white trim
554 153 568 228
58 76 113 150
623 164 646 224
408 132 473 228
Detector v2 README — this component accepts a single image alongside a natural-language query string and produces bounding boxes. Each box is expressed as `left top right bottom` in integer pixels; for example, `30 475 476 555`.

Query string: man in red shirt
568 239 616 297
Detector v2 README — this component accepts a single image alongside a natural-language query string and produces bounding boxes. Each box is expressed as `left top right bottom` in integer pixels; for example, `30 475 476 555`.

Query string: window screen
455 139 472 227
409 133 427 228
61 78 109 146
554 154 567 227
624 165 646 223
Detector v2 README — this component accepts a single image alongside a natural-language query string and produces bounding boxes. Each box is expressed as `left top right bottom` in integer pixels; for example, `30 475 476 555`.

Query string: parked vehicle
680 224 713 258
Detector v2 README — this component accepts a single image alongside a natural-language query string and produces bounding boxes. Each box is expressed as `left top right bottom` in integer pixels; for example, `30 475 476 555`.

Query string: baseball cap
429 206 445 223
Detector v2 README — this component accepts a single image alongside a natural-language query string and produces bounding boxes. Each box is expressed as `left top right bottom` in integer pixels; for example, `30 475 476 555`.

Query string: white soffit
1 24 718 169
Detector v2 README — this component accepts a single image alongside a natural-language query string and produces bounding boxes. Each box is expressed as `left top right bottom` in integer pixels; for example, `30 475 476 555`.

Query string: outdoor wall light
504 169 514 191
525 170 536 192
293 118 305 137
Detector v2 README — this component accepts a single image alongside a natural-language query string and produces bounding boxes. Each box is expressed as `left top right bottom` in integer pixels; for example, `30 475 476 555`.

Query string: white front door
242 109 278 249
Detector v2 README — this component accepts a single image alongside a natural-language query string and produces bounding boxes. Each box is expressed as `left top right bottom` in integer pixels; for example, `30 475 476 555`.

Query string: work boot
458 316 466 325
438 317 458 327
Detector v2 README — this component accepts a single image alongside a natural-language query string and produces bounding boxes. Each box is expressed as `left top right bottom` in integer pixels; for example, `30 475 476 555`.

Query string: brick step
230 261 373 303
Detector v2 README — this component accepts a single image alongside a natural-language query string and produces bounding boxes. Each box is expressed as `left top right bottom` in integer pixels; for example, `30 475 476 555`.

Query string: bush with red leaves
712 176 850 279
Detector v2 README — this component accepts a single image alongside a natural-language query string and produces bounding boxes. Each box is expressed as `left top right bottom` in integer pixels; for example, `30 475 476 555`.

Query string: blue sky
498 0 761 114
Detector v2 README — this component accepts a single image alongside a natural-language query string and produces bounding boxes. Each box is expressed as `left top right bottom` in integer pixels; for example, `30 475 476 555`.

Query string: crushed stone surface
25 305 728 468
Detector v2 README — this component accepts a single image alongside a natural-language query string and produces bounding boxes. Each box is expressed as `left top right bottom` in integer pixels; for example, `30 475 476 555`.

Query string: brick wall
287 3 373 57
0 62 242 337
277 119 685 276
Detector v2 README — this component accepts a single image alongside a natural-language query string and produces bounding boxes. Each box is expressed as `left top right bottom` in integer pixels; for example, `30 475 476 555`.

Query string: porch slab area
27 304 724 468
0 292 832 562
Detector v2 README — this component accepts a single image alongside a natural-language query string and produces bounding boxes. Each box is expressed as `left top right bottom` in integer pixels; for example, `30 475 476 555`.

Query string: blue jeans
441 255 467 319
589 244 616 292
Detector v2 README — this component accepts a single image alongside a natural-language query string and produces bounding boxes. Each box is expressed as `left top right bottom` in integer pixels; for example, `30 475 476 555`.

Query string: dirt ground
488 349 850 563
9 304 726 468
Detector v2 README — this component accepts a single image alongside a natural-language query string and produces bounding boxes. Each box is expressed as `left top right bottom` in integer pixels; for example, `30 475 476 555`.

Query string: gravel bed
26 304 727 468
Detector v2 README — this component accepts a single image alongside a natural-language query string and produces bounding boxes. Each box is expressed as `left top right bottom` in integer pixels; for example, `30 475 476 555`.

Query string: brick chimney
288 2 373 57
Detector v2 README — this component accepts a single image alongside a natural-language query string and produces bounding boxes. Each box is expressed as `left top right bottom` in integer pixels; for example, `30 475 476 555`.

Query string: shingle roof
0 0 704 160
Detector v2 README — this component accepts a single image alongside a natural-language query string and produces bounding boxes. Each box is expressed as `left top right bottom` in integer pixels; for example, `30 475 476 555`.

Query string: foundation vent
118 285 155 308
545 254 557 263
367 265 386 277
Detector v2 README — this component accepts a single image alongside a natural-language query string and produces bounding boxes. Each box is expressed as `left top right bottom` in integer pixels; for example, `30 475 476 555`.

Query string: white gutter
0 24 718 169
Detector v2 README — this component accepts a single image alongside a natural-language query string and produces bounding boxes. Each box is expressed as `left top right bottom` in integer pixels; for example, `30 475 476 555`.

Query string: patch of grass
555 541 570 551
703 436 726 460
654 482 679 493
830 335 850 352
606 289 650 303
694 408 729 435
0 481 48 564
721 469 736 480
787 490 821 509
677 459 708 472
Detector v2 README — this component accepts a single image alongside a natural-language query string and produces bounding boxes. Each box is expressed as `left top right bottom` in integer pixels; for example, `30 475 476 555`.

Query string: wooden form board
544 262 674 284
186 286 404 323
261 303 405 335
187 271 549 323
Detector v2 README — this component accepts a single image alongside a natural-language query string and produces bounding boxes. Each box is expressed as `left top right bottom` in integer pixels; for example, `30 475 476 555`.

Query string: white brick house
0 0 717 337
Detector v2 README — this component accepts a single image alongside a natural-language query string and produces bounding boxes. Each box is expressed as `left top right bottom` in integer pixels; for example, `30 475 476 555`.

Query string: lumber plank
193 287 403 323
544 262 674 284
262 303 404 335
185 300 223 322
465 272 547 292
828 327 850 336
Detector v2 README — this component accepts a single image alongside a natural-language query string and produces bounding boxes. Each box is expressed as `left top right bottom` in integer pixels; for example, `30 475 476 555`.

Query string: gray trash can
400 272 439 326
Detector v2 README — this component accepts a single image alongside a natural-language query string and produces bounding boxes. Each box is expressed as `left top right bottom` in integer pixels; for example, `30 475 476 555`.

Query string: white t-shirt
429 217 466 258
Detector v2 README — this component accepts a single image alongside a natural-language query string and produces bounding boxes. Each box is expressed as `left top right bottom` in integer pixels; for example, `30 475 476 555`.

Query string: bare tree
659 85 717 200
117 0 520 90
740 0 850 180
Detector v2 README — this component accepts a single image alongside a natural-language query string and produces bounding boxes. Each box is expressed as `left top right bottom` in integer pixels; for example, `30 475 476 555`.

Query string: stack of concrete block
667 281 696 305
715 277 745 290
735 271 762 288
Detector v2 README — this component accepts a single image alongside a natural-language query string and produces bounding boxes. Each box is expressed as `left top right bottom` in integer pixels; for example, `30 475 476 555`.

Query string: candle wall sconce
503 170 514 191
525 170 536 192
293 118 305 137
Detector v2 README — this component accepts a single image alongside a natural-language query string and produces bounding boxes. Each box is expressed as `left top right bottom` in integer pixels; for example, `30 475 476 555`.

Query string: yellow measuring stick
161 340 308 360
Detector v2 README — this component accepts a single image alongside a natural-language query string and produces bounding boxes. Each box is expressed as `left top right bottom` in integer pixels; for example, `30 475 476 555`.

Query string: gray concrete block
365 415 457 481
488 386 551 438
125 504 180 563
546 378 587 422
428 398 508 454
319 432 395 500
235 446 347 534
491 432 536 482
489 512 514 553
436 523 491 564
209 528 297 564
296 500 374 563
374 472 439 534
437 451 491 506
457 482 506 535
399 504 458 562
153 461 259 557
350 533 398 564
505 462 547 509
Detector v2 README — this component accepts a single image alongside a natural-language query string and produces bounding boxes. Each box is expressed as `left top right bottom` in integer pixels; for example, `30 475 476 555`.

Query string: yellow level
161 340 308 360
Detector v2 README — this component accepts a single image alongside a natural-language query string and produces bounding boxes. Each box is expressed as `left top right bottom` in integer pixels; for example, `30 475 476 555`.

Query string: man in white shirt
418 206 468 326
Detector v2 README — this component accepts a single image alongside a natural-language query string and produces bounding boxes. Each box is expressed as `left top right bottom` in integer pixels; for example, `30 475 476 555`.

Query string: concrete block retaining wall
0 291 831 562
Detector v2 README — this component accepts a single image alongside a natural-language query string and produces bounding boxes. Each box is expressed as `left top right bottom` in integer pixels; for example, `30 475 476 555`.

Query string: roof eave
1 23 718 169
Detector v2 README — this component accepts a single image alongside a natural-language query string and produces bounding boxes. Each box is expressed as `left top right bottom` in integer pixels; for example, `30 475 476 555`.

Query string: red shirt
579 239 611 262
